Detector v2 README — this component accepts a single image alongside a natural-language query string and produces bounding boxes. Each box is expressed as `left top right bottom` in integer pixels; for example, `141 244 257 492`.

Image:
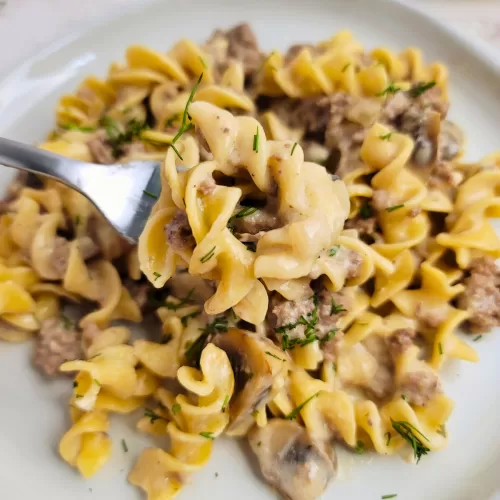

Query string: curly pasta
129 343 234 499
4 23 500 500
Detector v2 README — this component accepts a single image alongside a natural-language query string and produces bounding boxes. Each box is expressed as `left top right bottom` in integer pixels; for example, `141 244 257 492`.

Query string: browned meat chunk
387 328 416 357
345 215 378 240
33 318 82 376
225 23 262 77
362 335 395 400
165 210 196 252
400 370 440 406
457 256 500 333
269 288 349 345
428 161 464 189
87 130 115 164
51 236 100 279
415 303 447 328
249 420 337 500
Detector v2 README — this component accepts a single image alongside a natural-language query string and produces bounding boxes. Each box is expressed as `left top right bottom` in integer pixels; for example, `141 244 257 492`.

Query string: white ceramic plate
1 1 499 499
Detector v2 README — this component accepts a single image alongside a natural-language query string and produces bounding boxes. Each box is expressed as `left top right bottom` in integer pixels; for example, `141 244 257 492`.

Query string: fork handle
0 137 81 188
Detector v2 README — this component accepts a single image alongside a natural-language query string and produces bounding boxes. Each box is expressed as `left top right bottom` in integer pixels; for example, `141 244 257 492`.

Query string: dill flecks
359 202 373 219
330 299 346 315
165 289 195 311
410 81 436 97
170 73 204 159
391 419 430 463
199 431 215 440
386 204 405 212
171 403 181 415
121 439 128 453
285 391 320 420
291 142 298 155
185 317 229 365
144 408 165 424
200 245 216 263
143 189 158 199
228 206 258 223
379 132 393 141
253 126 259 152
376 82 401 97
265 351 285 362
329 245 340 257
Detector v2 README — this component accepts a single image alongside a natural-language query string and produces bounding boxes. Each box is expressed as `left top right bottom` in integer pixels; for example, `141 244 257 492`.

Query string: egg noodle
1 24 499 500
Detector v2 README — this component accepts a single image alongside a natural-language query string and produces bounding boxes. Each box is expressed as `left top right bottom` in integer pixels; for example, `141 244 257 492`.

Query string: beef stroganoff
1 24 499 499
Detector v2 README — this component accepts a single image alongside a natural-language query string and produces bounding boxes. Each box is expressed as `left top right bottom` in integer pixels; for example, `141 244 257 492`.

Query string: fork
0 137 163 242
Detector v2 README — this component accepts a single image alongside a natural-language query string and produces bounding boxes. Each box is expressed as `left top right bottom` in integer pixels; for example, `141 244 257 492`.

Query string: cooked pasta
2 23 499 500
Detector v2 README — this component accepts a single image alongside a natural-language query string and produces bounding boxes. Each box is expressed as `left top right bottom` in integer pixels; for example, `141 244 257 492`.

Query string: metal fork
0 137 162 242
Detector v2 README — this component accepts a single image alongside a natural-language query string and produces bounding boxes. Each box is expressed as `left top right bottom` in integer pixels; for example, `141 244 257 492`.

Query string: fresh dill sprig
391 420 430 463
285 391 320 420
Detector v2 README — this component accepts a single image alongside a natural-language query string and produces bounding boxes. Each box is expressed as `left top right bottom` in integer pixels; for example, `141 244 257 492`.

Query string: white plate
0 1 499 499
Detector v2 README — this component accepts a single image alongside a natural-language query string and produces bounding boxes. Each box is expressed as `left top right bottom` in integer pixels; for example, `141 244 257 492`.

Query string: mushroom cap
249 419 337 500
212 328 288 430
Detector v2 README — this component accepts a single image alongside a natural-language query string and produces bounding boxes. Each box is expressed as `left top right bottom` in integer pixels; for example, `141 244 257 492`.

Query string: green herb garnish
386 204 405 212
100 116 149 158
329 245 340 257
437 424 447 438
60 123 95 133
222 395 230 412
171 403 181 415
153 271 161 281
285 391 320 420
253 126 259 153
379 132 393 141
391 420 430 463
354 440 365 454
200 245 216 263
143 190 158 199
165 289 195 311
321 329 338 343
170 73 204 159
330 299 346 315
265 351 285 361
342 63 351 72
228 207 258 223
359 202 373 219
382 495 398 499
61 314 74 330
473 335 482 342
121 439 128 453
200 431 215 440
410 81 436 97
74 215 81 226
376 82 401 97
198 56 207 69
144 408 165 424
438 342 443 355
291 142 298 155
385 432 392 446
185 317 229 365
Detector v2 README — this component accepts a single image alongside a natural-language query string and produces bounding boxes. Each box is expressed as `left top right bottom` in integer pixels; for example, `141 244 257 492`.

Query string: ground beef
51 236 100 279
125 280 150 310
386 328 416 358
33 318 82 377
371 189 393 211
415 303 448 328
165 210 196 252
457 256 500 333
206 23 262 79
400 370 440 406
327 246 363 281
345 216 378 240
225 23 263 77
428 161 464 189
87 130 115 164
269 288 349 343
362 335 395 400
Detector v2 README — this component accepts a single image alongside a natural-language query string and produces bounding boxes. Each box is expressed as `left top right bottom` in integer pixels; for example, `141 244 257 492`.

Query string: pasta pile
1 25 500 500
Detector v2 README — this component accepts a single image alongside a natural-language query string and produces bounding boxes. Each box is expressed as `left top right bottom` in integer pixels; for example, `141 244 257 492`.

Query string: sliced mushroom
249 419 337 500
212 328 288 431
438 120 463 161
412 110 441 166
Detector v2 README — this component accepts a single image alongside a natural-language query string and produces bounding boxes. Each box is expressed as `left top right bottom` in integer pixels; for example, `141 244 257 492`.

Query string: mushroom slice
212 328 289 431
438 120 464 161
249 419 337 500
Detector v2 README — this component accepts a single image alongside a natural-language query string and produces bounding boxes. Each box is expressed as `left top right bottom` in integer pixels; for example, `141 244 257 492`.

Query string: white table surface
1 0 500 76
